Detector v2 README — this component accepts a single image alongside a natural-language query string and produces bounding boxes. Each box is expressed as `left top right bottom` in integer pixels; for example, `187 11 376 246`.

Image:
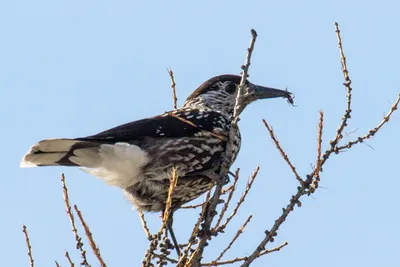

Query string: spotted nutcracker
21 74 292 213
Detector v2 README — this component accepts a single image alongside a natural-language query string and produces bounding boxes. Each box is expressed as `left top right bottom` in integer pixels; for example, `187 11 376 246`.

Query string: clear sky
1 1 399 266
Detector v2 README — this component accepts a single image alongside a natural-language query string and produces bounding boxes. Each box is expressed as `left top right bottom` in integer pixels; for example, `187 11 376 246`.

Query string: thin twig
221 184 235 194
214 168 240 229
22 225 34 267
65 251 75 267
138 210 151 238
168 68 178 109
61 174 90 267
180 202 205 209
263 120 304 186
152 253 179 264
204 242 288 266
162 167 178 229
304 22 353 172
159 167 180 259
216 167 259 233
210 215 252 265
241 124 307 266
234 29 258 120
178 192 211 266
330 22 353 149
74 205 107 267
55 261 61 267
311 111 324 191
143 169 181 267
337 94 400 151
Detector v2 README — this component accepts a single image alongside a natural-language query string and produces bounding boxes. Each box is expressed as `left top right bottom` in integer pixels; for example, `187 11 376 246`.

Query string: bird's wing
78 109 229 143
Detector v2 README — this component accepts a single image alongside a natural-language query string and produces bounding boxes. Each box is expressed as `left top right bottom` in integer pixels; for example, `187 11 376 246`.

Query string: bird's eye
224 82 237 94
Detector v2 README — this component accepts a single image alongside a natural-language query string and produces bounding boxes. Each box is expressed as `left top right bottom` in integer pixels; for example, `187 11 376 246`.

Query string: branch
152 253 179 264
214 168 240 229
234 29 258 121
180 202 205 209
65 250 75 267
162 167 178 228
215 167 259 233
241 128 304 267
330 21 353 149
74 205 107 267
138 210 151 238
263 120 304 186
337 94 400 151
61 174 90 267
22 225 34 267
311 111 324 191
211 215 252 265
177 192 211 266
168 68 178 109
204 242 288 266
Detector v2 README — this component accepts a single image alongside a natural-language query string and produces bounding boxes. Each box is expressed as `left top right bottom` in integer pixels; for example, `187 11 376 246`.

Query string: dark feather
77 109 228 143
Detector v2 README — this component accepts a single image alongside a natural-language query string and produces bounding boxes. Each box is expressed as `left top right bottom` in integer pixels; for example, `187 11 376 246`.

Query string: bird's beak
248 83 292 100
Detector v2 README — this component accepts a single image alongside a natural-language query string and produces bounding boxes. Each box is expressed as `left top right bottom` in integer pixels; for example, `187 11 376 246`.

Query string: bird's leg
164 212 181 256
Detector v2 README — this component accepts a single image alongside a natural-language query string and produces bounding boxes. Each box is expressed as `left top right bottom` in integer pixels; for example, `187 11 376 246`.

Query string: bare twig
221 184 235 194
178 192 211 266
330 21 353 149
22 225 34 267
138 210 151 238
143 168 180 266
263 120 304 186
204 242 288 266
307 22 354 170
337 94 400 151
162 167 178 228
234 29 258 120
311 111 324 191
65 251 75 267
210 215 252 265
152 253 179 264
74 205 107 267
61 174 90 267
158 167 180 260
241 121 318 266
181 202 205 209
168 68 178 109
310 24 398 175
216 167 259 233
55 261 61 267
214 168 240 229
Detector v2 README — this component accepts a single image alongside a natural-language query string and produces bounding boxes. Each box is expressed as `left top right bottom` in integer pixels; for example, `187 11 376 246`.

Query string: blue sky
2 1 400 266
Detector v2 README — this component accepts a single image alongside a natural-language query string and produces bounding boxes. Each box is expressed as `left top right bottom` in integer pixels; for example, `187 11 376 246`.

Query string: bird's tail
20 138 100 168
21 138 151 189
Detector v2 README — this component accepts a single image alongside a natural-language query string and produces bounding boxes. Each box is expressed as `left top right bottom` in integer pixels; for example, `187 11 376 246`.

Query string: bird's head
182 75 293 116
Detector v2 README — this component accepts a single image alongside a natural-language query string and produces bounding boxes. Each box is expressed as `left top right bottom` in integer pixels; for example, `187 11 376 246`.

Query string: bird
20 74 292 253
